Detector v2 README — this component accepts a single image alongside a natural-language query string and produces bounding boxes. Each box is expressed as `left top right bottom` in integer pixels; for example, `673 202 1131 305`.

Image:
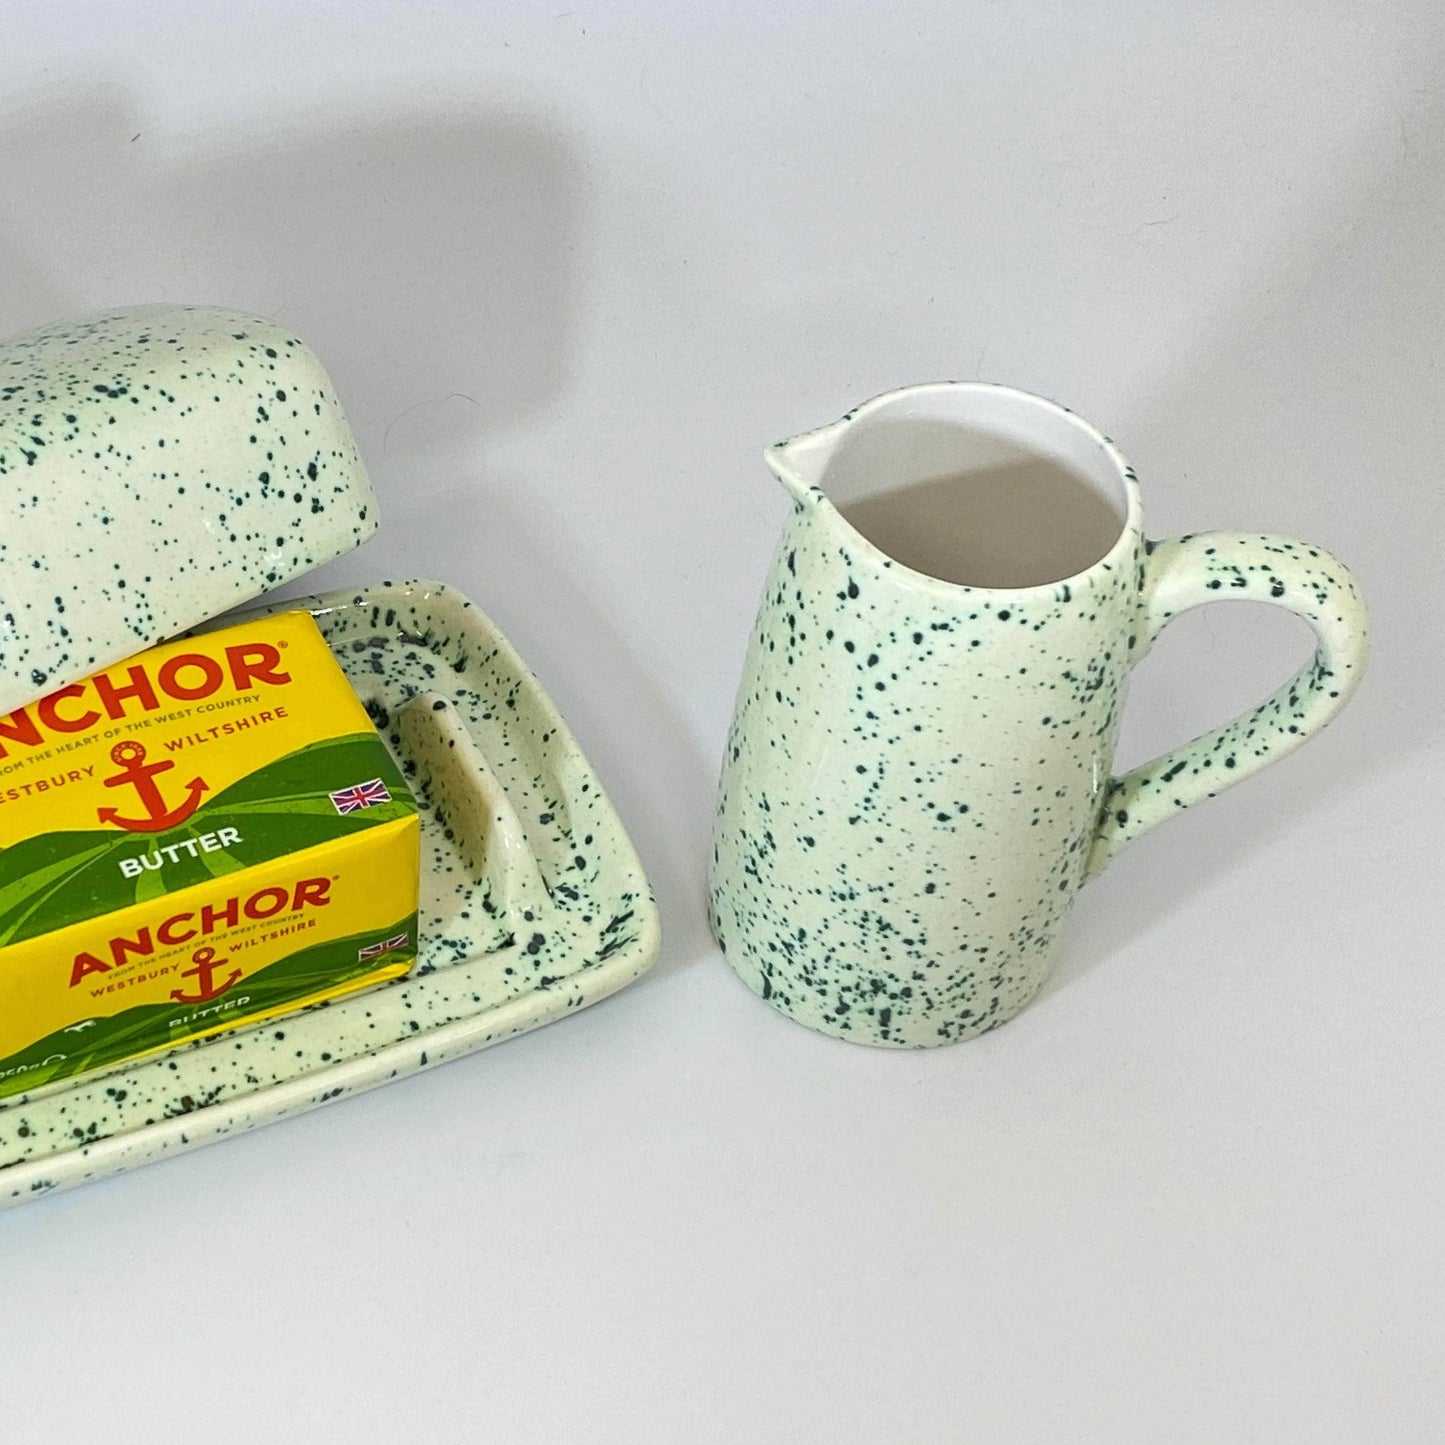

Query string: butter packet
0 610 419 1100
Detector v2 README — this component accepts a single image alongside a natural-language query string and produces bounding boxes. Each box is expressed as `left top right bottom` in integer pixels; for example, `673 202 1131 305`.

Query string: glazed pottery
0 305 377 715
0 305 659 1204
710 383 1367 1047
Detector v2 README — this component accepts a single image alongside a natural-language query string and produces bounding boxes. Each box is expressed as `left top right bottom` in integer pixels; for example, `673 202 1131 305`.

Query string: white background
2 4 1442 1441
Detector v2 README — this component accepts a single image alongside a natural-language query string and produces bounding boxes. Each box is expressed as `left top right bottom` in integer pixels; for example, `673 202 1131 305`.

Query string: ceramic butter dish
0 305 378 717
0 307 659 1204
2 581 660 1205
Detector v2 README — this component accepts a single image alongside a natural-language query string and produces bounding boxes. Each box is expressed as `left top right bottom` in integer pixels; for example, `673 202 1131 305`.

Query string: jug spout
765 414 853 505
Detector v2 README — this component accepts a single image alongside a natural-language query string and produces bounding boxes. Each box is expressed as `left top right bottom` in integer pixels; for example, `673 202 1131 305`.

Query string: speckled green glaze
0 581 659 1206
0 304 377 716
710 383 1367 1048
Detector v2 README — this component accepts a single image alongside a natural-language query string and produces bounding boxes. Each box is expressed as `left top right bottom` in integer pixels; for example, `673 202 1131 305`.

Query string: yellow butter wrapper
0 611 419 1100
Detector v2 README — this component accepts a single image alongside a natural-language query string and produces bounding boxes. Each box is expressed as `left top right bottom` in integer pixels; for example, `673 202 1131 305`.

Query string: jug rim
766 381 1145 601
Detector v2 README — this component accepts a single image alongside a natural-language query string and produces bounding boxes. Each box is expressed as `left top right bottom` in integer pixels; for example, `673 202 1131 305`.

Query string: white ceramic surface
711 384 1369 1046
0 580 659 1206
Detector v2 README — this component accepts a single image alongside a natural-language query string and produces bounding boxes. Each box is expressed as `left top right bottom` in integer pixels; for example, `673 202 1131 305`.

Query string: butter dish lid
0 303 378 717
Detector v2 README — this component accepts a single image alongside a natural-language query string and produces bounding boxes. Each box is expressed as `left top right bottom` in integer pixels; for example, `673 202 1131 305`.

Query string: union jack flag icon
329 777 392 814
358 931 410 962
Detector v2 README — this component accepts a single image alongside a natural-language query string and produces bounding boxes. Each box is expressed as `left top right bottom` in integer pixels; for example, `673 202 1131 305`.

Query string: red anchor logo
170 946 242 1005
97 741 208 832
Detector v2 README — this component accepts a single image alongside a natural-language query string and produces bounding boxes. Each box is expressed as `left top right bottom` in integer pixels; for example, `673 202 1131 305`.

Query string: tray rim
1 578 660 1207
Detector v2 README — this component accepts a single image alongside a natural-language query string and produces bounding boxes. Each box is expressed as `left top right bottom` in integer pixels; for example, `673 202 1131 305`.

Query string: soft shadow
0 231 65 338
0 80 579 472
842 462 1123 589
1038 104 1445 1002
0 83 145 334
371 474 717 981
157 104 579 467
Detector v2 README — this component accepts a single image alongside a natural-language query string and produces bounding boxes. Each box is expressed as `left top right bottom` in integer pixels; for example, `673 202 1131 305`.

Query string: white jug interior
814 387 1130 589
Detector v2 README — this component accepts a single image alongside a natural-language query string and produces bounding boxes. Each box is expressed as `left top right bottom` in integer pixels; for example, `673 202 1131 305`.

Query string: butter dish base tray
0 580 660 1206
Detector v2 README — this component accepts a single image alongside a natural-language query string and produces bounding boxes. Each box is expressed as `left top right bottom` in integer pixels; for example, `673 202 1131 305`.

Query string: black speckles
712 475 1160 1046
1087 531 1366 874
0 304 380 715
714 426 1362 1047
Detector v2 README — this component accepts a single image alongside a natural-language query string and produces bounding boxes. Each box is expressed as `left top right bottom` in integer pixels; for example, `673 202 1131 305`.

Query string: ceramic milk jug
710 383 1367 1047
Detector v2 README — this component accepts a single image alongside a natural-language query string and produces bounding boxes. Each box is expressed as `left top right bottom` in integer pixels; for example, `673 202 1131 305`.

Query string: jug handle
1085 532 1368 878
